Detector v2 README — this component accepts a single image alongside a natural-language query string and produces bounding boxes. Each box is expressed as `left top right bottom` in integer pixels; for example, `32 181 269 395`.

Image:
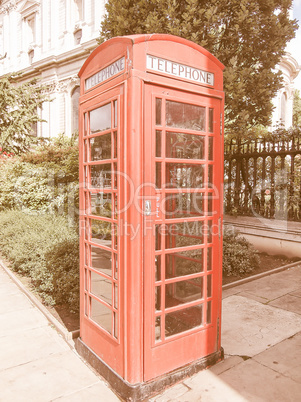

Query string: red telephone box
77 34 224 400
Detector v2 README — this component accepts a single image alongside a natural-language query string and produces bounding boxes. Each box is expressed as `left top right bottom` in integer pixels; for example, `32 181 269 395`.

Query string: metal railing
224 135 301 221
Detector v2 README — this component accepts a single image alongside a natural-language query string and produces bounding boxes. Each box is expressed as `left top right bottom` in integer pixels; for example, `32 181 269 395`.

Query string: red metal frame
78 34 224 384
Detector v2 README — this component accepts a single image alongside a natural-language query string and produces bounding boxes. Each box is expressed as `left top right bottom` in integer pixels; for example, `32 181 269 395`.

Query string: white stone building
0 1 300 137
0 0 105 138
271 52 300 129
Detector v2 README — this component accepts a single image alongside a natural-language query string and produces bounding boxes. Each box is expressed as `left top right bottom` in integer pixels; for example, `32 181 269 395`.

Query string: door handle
145 200 151 216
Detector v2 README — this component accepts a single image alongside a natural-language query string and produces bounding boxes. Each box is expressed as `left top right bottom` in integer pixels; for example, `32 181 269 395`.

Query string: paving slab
268 294 301 315
0 281 22 297
209 356 244 376
222 287 241 299
220 358 301 402
181 369 247 402
149 383 190 402
222 295 301 357
0 270 15 284
228 267 301 301
0 289 34 314
253 331 301 384
289 287 301 298
52 382 121 401
0 326 70 371
0 306 49 337
0 350 103 401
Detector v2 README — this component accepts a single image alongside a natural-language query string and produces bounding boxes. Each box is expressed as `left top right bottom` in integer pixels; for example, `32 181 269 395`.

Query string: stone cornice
14 38 98 81
0 1 17 14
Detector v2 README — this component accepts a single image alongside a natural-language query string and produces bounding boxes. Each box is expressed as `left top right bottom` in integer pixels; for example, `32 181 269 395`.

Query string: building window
74 0 83 22
71 86 80 134
25 14 36 45
281 92 287 125
28 49 34 64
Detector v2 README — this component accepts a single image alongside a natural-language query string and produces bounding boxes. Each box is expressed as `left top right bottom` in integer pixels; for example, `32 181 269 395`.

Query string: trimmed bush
45 239 79 311
223 230 260 277
0 136 79 217
0 210 79 308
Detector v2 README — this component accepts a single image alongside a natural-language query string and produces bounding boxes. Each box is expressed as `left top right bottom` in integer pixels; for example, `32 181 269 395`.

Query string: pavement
1 260 301 402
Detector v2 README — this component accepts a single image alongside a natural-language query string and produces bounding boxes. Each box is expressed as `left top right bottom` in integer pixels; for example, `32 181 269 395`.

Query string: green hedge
223 230 259 276
0 136 79 216
0 210 79 310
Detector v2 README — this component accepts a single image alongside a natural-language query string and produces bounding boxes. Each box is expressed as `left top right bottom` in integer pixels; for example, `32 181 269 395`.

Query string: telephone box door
80 84 124 376
143 85 223 381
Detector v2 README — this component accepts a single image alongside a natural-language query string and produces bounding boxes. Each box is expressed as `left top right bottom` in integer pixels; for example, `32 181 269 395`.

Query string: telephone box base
75 337 224 402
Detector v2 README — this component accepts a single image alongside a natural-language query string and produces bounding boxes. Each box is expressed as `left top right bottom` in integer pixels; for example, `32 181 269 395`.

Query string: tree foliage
0 74 48 154
99 0 297 135
293 89 301 127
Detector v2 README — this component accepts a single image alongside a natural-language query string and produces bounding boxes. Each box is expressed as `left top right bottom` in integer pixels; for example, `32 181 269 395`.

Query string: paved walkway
1 260 301 401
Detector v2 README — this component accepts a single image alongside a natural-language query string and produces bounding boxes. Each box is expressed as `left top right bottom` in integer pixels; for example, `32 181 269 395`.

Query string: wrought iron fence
224 135 301 221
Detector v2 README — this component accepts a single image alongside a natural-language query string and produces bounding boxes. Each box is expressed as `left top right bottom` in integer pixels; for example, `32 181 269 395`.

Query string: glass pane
207 220 213 243
207 300 212 324
209 108 214 133
156 130 161 157
114 312 118 339
155 255 161 281
165 277 203 307
207 247 212 271
166 132 205 159
84 166 88 185
156 163 161 188
114 283 118 309
84 113 88 136
208 137 213 161
155 316 161 341
91 164 111 188
207 274 212 298
84 294 88 316
208 165 213 187
165 249 204 279
113 253 118 279
91 134 111 160
156 98 162 125
84 139 87 162
90 103 111 133
155 225 161 250
113 223 118 250
91 246 112 276
91 220 112 247
85 243 89 266
155 286 161 311
90 193 112 217
166 163 204 188
165 192 204 218
165 304 203 337
91 271 112 305
84 268 88 291
114 100 117 128
166 101 206 131
113 193 118 219
207 195 213 216
91 298 112 334
165 221 204 249
113 131 118 158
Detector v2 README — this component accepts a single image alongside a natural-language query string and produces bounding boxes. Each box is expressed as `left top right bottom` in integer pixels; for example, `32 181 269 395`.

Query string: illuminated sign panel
85 57 125 90
146 54 214 86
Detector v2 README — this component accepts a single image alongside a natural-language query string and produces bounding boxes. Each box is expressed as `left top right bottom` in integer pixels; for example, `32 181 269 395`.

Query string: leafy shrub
45 239 79 311
0 136 79 217
223 230 260 277
0 210 79 308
